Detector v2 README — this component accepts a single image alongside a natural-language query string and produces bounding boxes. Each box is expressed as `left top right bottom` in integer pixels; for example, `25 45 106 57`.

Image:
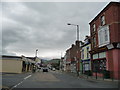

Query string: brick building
65 48 71 72
81 36 91 74
65 40 82 74
89 2 120 79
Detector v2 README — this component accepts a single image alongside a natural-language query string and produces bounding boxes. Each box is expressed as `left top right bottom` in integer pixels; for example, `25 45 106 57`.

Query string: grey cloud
2 2 107 59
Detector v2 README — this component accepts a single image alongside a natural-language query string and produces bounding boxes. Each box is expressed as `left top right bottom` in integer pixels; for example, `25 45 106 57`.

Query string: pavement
62 71 119 82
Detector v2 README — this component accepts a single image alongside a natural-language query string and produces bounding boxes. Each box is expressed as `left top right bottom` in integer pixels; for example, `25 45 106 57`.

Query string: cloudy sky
1 1 114 59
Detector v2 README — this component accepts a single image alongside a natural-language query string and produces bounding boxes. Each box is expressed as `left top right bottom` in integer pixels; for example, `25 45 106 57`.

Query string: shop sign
98 25 110 47
99 52 106 58
107 44 114 50
117 43 120 48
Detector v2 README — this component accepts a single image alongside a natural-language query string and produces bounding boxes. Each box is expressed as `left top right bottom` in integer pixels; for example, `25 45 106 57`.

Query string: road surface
2 70 119 89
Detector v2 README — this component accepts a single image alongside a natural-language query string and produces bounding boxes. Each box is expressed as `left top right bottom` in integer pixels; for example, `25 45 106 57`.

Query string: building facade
65 40 82 75
81 36 91 75
1 55 36 73
89 2 120 79
65 48 71 72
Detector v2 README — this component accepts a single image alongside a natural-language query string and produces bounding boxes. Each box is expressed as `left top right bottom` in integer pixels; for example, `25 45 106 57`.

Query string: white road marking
24 75 32 80
10 74 32 90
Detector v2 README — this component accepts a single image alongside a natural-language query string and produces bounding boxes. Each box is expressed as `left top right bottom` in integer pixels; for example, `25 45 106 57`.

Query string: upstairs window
104 29 108 42
93 36 96 47
92 24 96 32
86 47 89 58
101 15 105 26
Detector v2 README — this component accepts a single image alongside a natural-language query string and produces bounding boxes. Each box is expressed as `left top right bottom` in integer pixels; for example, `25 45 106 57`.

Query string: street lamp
67 23 80 76
67 23 79 41
35 49 38 57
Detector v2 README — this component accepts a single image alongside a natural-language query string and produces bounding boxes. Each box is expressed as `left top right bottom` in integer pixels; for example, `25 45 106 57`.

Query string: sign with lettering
107 44 114 50
98 25 110 47
117 43 120 48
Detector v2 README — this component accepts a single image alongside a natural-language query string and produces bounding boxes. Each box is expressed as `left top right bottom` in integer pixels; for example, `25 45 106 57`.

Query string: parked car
42 67 48 72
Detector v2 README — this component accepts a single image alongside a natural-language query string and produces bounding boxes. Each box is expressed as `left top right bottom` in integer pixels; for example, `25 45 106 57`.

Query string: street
1 2 120 90
2 70 119 89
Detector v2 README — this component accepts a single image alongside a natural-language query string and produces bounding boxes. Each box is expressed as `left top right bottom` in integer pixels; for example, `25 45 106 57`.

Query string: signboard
107 44 114 50
93 54 98 59
98 25 110 47
107 43 120 49
117 43 120 48
99 52 106 58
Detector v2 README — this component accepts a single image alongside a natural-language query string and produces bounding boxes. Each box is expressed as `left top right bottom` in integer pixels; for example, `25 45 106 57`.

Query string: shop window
93 60 106 73
99 60 106 71
93 54 98 59
99 52 106 58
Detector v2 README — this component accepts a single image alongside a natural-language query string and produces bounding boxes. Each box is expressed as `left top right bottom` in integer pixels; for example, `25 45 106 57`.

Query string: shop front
81 59 91 75
92 52 107 78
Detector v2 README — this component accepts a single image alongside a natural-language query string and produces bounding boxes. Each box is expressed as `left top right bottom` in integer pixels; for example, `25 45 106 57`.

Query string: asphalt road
2 70 119 89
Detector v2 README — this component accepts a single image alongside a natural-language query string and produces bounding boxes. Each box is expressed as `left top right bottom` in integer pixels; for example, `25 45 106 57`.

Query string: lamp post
67 23 79 41
35 49 38 57
67 23 80 76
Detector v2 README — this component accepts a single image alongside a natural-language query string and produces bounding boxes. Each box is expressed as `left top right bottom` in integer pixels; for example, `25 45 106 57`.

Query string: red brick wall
106 50 114 78
90 3 120 48
112 49 120 80
105 4 120 43
89 2 120 79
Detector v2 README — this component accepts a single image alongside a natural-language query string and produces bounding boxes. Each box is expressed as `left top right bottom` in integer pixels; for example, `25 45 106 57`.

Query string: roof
1 55 22 60
84 36 90 41
89 2 120 24
26 57 36 61
1 55 36 64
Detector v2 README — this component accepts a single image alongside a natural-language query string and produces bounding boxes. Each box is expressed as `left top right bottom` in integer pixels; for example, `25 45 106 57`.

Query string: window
101 15 105 26
93 54 98 59
81 49 84 59
93 60 106 73
98 25 110 47
99 52 106 58
93 36 96 47
92 24 96 32
104 29 108 41
86 47 89 58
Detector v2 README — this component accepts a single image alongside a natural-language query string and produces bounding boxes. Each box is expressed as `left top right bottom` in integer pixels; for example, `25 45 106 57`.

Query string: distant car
42 67 48 72
52 68 55 71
